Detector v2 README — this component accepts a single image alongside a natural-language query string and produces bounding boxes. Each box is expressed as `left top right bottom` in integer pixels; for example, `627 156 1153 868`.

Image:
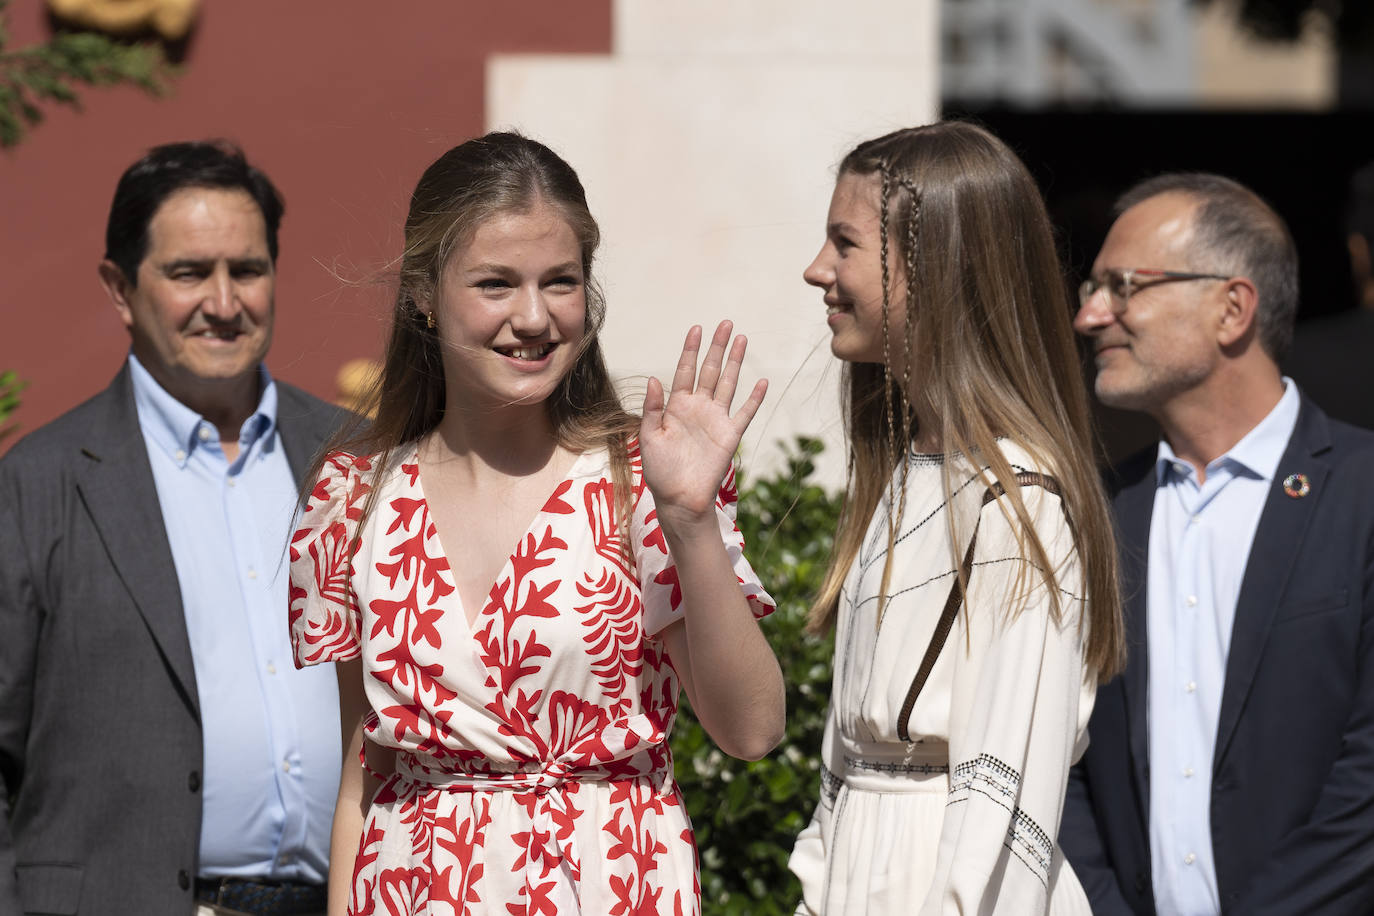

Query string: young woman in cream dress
788 122 1124 915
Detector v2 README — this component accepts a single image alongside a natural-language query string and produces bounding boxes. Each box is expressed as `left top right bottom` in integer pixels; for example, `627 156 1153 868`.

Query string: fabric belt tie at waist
393 757 648 915
384 713 670 913
194 877 327 916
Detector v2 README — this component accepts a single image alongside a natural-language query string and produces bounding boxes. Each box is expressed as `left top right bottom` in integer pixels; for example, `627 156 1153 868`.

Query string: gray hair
1116 172 1298 360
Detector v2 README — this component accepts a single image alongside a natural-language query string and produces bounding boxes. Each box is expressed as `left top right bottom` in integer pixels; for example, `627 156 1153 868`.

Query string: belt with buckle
194 877 328 916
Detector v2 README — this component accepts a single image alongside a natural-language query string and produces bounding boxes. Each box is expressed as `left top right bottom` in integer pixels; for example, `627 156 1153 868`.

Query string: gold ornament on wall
45 0 199 42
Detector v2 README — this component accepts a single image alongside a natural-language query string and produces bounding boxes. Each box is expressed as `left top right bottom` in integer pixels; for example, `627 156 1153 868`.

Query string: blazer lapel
75 368 199 717
1114 457 1158 810
275 382 343 488
1213 402 1331 770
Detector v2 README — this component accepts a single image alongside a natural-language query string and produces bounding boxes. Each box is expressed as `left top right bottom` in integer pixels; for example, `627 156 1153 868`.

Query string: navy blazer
1060 396 1374 914
0 365 346 916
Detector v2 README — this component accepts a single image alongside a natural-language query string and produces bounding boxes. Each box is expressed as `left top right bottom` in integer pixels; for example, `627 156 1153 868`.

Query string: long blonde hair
808 122 1123 682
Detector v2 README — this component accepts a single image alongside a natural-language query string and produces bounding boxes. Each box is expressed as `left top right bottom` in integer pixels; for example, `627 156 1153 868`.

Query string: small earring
425 311 436 329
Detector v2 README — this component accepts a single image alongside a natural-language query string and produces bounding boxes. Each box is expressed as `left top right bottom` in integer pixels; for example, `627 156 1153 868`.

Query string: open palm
639 321 768 531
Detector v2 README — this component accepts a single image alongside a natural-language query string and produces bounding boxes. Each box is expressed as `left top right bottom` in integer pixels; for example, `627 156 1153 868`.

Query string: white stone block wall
487 0 939 485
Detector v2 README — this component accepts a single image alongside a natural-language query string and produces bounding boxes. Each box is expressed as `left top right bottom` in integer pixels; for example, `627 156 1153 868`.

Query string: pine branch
0 0 174 148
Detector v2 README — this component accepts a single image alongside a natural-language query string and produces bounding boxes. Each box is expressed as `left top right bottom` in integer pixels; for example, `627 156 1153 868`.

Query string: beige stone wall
1195 0 1335 107
487 0 940 483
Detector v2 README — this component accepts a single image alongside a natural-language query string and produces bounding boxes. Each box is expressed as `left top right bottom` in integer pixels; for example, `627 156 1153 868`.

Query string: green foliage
0 369 25 443
672 437 840 915
0 0 173 148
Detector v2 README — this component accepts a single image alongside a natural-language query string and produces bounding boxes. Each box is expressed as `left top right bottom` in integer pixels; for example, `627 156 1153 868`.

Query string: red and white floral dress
288 443 773 916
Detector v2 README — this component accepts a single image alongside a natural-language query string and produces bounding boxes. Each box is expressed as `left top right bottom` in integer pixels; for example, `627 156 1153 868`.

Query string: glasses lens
1107 270 1130 301
1078 278 1097 305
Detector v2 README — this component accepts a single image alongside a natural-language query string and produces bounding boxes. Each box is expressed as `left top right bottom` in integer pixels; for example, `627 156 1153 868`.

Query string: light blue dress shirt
129 354 340 883
1146 378 1300 916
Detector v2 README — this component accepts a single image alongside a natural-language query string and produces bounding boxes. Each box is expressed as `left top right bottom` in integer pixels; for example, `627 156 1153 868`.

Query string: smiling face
1074 192 1225 413
803 171 909 367
101 186 275 411
429 198 587 413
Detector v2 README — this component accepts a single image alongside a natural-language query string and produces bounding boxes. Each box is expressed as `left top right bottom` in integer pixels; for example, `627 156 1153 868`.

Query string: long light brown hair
308 132 639 545
808 122 1123 682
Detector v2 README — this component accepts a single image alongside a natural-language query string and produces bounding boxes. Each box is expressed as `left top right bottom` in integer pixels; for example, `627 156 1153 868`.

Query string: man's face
1073 192 1226 413
103 187 275 403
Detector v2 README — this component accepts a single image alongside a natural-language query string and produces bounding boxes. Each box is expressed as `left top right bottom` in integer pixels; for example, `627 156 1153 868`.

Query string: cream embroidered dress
289 443 773 916
789 442 1096 915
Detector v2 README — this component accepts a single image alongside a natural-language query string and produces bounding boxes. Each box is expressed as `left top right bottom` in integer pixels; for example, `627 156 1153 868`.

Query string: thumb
641 376 664 436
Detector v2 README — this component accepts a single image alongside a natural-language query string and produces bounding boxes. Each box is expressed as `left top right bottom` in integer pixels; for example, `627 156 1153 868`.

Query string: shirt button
1186 595 1198 607
198 427 211 442
1186 681 1197 693
266 662 277 675
174 449 187 462
227 476 236 488
281 759 291 773
1183 767 1194 778
247 568 258 580
1184 853 1197 865
1191 514 1201 524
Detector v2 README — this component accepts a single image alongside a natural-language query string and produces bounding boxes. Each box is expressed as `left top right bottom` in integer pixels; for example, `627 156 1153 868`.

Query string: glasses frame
1078 268 1232 311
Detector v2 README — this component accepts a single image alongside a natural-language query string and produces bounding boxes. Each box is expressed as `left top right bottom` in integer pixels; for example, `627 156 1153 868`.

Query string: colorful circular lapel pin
1282 473 1310 499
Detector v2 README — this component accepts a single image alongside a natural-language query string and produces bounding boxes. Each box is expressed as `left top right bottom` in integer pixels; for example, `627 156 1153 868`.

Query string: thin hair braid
898 177 922 426
878 165 897 475
875 164 912 629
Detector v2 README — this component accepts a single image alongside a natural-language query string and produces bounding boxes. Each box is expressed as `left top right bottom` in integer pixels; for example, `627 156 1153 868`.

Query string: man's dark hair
104 140 285 284
1116 172 1298 360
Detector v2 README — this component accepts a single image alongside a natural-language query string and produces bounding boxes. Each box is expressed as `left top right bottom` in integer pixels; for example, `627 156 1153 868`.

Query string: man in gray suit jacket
0 141 347 916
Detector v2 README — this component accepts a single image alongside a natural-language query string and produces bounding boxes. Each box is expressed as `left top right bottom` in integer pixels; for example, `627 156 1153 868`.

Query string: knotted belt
387 712 674 911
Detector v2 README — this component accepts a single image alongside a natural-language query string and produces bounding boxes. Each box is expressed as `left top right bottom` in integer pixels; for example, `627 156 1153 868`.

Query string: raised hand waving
639 320 768 534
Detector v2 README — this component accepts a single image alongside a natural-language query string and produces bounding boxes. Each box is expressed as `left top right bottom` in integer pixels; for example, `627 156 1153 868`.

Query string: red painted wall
0 0 612 447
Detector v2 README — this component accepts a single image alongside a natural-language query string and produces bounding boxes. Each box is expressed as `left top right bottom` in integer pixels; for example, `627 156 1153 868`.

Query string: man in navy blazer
1060 172 1374 914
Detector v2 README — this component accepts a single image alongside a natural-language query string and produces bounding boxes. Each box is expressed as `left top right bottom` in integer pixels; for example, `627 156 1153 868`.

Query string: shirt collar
128 353 279 467
1154 377 1300 485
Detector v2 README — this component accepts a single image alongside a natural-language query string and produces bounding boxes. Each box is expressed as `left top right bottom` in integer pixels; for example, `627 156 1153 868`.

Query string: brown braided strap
895 471 1062 742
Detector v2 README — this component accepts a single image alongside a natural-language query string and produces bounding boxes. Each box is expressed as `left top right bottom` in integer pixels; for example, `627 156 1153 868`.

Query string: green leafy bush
0 369 24 443
672 437 840 915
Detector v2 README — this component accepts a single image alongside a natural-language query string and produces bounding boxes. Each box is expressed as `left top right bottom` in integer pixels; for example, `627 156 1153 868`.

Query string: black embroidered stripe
946 753 1052 888
843 755 949 776
857 463 1033 575
850 556 1085 614
820 764 843 805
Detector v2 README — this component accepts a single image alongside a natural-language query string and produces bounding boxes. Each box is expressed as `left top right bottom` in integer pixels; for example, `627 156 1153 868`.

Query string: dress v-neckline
412 447 598 635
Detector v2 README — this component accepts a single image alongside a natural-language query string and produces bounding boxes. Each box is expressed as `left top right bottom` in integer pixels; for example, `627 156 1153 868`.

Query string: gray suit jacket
0 364 346 916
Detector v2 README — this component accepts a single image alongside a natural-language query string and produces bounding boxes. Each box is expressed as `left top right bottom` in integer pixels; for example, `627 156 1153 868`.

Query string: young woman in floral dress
288 132 784 916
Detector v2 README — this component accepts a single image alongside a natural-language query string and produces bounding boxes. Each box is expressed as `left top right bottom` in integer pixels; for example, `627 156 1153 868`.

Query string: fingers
714 333 748 407
670 325 703 395
731 378 769 434
694 320 733 398
665 319 759 417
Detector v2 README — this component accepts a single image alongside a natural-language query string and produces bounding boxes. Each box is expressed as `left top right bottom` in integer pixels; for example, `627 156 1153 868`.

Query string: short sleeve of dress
288 451 372 668
631 454 775 637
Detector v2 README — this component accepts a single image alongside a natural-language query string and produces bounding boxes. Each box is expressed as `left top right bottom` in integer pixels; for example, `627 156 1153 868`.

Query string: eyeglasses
1078 268 1231 310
